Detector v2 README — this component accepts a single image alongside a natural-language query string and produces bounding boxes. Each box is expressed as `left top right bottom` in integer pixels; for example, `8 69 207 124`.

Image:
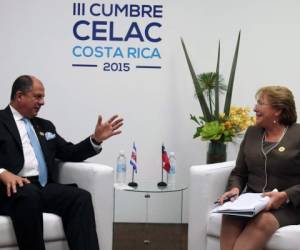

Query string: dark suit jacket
0 106 100 182
227 124 300 207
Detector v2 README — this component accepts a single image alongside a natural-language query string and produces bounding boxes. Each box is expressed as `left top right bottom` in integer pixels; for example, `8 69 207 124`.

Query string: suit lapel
0 106 22 148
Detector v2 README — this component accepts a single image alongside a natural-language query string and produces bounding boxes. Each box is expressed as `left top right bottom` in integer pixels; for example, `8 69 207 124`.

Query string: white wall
1 0 300 223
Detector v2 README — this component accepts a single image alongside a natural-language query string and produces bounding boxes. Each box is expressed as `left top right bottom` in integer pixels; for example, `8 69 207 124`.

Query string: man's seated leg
0 183 45 250
42 183 99 250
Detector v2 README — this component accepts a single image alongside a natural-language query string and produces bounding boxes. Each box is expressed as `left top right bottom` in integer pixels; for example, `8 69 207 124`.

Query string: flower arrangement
181 31 254 144
191 106 255 142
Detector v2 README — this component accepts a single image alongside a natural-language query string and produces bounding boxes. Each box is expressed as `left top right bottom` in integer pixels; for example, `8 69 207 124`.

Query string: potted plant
181 31 255 163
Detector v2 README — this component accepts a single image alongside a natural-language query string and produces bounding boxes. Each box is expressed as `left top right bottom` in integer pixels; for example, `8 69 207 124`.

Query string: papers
114 183 135 190
211 193 270 217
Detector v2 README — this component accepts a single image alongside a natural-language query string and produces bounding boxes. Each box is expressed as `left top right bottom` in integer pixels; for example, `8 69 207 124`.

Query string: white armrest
56 161 113 250
188 161 235 250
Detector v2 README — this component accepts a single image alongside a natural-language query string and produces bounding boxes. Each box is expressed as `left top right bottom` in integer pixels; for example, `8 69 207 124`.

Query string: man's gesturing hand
0 171 30 197
92 115 123 143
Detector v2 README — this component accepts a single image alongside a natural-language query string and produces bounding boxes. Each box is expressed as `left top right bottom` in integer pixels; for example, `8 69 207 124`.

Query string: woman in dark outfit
218 86 300 250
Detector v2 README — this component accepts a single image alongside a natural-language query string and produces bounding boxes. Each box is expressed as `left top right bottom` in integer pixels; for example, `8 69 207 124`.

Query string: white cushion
0 213 65 247
266 225 300 250
207 213 222 237
206 212 300 250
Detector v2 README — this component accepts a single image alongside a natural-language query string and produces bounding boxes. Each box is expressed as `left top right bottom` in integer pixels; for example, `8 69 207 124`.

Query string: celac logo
71 2 163 72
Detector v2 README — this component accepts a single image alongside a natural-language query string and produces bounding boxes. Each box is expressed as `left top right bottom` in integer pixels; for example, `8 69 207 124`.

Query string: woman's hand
217 187 240 205
263 191 288 210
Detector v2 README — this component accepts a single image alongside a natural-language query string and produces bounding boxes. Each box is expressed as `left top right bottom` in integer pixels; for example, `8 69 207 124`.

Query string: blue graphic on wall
71 2 163 72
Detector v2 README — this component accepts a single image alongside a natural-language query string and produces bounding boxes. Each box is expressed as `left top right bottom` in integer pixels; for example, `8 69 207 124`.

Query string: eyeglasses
255 101 271 106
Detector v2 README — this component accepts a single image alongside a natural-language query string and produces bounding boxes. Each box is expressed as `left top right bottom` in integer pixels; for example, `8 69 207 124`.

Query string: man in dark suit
0 75 123 250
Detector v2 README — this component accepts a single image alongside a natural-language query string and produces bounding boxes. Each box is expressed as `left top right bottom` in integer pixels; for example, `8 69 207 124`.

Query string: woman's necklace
261 126 288 192
261 127 288 155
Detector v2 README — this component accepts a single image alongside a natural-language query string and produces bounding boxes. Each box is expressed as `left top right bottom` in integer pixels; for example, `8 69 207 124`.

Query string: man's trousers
0 180 100 250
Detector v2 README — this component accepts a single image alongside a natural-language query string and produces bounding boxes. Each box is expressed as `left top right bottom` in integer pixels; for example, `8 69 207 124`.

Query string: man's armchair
188 161 300 250
0 161 114 250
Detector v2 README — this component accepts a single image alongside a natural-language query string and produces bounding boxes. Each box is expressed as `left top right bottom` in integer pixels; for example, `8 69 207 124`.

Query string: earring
273 120 277 124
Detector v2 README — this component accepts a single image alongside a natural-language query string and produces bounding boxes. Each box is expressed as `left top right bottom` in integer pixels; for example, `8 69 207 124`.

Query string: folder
211 192 270 217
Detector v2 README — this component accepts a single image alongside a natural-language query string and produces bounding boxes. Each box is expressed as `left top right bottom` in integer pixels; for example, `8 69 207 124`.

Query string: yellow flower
224 121 232 129
222 106 255 139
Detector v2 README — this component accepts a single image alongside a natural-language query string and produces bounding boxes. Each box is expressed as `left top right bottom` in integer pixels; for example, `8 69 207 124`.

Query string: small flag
130 142 137 173
162 144 170 173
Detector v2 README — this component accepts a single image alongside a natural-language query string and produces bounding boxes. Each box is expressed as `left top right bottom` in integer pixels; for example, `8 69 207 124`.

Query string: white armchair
188 161 300 250
0 161 114 250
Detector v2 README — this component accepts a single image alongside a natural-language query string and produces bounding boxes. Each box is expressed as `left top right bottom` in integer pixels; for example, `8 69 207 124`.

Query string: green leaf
224 31 241 116
200 121 224 141
190 114 201 125
193 127 202 139
181 38 212 121
215 41 221 120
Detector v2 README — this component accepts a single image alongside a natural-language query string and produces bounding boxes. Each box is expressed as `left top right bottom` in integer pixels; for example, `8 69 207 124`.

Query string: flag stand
128 169 138 187
158 144 169 187
157 163 167 187
129 142 138 187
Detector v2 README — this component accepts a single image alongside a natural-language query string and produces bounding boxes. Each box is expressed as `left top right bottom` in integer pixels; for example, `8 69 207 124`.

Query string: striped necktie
22 118 47 186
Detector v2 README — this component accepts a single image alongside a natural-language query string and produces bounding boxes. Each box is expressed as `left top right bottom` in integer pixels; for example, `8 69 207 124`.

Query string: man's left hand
92 115 123 143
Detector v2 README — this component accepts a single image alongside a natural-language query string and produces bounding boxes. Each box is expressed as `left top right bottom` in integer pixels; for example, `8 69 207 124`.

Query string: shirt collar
9 105 24 121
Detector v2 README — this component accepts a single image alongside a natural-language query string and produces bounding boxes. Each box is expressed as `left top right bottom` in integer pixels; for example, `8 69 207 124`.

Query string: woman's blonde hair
256 85 297 126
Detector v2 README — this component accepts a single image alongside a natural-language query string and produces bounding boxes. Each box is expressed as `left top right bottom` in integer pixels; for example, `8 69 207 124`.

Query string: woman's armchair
0 161 114 250
188 161 300 250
